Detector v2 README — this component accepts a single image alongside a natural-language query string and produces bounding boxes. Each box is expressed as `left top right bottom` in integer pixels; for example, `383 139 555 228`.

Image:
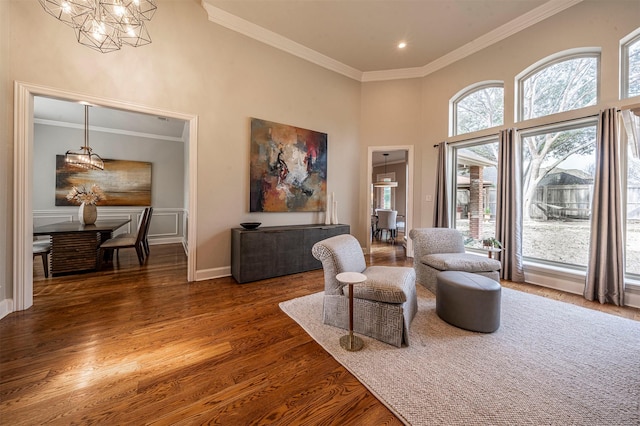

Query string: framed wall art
250 118 327 212
55 155 152 206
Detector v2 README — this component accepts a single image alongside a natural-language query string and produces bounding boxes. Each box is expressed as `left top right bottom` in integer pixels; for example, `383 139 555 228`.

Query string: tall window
519 54 599 121
453 141 499 248
452 83 504 136
375 172 395 210
622 110 640 277
622 31 640 99
521 122 597 266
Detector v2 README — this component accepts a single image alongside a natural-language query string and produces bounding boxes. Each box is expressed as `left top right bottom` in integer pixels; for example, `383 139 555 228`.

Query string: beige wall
1 0 361 307
2 0 639 312
360 78 423 235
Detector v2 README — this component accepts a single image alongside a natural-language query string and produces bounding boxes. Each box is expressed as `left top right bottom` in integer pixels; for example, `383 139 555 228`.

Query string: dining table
33 219 131 276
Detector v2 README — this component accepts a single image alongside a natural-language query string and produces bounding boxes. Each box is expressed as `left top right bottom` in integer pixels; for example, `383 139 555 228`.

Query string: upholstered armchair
312 234 417 347
409 228 501 294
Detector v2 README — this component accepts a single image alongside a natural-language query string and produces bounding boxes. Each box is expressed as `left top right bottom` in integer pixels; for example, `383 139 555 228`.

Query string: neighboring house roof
538 169 594 186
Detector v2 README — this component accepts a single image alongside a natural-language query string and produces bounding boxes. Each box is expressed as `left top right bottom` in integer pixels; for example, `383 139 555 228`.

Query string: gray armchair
312 234 417 347
409 228 501 294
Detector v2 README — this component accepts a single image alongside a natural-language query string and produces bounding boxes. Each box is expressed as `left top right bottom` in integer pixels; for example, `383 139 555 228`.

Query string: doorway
366 146 414 258
13 82 198 312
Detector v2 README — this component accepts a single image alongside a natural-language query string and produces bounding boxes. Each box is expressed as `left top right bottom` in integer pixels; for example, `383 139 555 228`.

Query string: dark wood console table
231 223 350 283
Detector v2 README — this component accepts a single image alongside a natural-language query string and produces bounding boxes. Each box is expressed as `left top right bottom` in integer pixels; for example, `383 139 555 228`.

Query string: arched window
451 82 504 136
518 52 599 121
622 30 640 99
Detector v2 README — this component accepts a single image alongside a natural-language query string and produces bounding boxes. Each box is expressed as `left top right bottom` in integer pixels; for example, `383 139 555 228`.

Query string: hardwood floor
2 239 638 425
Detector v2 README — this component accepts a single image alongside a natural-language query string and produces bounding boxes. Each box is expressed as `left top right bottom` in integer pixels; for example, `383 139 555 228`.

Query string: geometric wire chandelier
65 104 105 170
38 0 157 53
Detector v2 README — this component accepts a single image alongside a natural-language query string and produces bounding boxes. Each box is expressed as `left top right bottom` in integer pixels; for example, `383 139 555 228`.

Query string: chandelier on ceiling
65 104 104 170
38 0 157 53
373 153 398 188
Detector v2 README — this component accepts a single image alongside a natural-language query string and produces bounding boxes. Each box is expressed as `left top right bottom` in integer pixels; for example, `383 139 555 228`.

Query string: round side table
336 271 367 351
486 247 502 259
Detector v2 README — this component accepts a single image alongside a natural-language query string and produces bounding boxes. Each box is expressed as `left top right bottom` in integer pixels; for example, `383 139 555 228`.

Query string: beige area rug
279 285 640 425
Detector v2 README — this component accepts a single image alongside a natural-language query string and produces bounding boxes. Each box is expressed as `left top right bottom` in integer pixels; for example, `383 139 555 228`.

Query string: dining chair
376 210 398 243
98 208 149 267
114 207 152 256
373 209 391 240
32 238 51 278
142 207 153 256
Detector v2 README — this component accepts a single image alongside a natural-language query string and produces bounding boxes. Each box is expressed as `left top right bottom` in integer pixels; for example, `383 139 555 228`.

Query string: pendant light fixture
37 0 157 53
374 153 398 188
65 104 104 170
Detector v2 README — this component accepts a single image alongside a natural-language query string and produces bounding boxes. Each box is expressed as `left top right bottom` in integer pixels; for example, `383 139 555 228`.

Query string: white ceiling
372 150 407 167
203 0 580 80
34 97 188 142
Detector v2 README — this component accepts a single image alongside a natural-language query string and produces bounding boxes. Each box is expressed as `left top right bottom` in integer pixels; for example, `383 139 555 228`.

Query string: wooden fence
530 184 640 221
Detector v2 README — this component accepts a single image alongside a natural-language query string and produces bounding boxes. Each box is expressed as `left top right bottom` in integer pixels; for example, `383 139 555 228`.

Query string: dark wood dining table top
33 219 131 235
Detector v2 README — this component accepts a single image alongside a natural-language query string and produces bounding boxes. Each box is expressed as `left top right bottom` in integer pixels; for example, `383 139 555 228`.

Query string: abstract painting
250 118 327 212
55 155 152 206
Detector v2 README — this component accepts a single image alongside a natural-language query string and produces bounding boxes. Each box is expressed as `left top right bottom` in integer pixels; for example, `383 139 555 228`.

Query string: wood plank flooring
1 239 638 424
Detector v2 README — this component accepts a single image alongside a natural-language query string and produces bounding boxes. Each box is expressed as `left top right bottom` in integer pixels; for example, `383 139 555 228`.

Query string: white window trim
449 135 499 230
621 28 640 100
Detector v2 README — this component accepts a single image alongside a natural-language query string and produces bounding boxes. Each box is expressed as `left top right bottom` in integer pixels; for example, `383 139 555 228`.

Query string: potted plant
482 237 502 249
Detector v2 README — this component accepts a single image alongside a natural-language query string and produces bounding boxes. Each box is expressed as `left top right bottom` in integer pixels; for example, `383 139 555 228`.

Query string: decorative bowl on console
240 222 261 230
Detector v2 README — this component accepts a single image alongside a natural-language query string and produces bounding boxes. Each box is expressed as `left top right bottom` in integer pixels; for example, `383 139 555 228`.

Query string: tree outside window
453 84 504 136
521 125 596 266
515 54 600 266
520 55 598 121
623 34 640 99
451 83 503 248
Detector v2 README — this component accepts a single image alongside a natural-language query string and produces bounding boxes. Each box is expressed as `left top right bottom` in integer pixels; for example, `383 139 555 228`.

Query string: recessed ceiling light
398 41 407 49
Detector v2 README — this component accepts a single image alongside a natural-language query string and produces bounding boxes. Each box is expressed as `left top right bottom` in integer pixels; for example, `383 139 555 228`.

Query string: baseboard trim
195 266 232 282
0 299 14 321
149 237 184 246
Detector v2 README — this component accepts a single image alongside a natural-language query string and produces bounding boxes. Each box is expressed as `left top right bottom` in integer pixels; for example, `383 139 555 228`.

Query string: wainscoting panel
149 212 180 237
33 208 186 244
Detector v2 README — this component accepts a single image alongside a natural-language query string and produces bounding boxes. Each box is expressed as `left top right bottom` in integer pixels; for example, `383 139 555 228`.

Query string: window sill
523 260 640 308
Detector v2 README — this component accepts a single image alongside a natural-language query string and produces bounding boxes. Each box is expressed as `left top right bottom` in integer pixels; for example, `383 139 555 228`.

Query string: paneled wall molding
33 207 186 243
149 211 180 237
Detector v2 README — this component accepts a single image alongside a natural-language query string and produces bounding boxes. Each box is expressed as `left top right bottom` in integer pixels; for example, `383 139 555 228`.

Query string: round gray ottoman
436 271 501 333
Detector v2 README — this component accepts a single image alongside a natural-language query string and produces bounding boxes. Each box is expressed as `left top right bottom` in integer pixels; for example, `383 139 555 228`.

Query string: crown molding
202 0 582 83
361 67 426 83
364 0 583 82
201 1 363 81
